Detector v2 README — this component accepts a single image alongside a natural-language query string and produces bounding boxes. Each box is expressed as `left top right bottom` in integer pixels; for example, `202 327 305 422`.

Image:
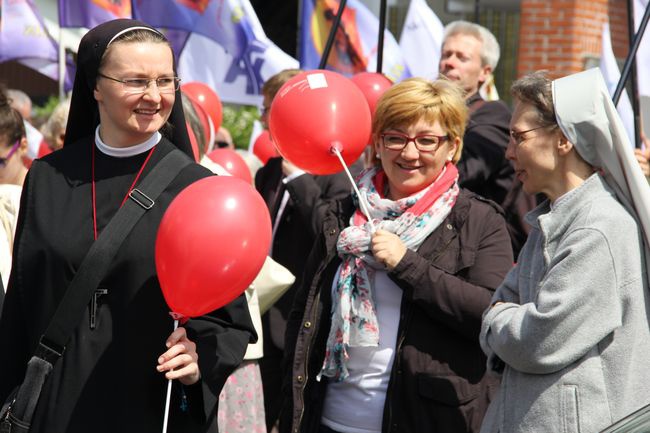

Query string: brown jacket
280 189 514 433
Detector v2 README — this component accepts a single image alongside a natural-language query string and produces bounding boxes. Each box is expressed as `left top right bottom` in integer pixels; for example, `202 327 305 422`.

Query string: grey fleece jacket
480 173 650 433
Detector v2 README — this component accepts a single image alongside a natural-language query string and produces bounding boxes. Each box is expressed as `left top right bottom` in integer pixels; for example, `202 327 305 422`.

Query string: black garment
0 276 4 319
254 157 355 429
0 138 255 433
458 93 535 257
281 190 513 433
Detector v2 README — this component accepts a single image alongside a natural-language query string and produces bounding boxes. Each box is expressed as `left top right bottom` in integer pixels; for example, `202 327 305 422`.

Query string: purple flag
0 0 57 62
159 28 190 60
0 0 73 89
58 0 132 28
132 0 249 60
300 0 410 81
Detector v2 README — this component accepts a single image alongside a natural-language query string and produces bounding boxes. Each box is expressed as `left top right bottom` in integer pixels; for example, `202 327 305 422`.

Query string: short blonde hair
372 77 468 163
41 98 70 149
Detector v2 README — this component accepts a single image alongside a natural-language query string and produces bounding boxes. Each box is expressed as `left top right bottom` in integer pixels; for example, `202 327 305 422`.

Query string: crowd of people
0 16 649 433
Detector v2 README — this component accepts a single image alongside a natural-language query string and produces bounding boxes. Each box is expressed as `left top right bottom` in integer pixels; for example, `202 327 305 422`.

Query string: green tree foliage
221 104 260 149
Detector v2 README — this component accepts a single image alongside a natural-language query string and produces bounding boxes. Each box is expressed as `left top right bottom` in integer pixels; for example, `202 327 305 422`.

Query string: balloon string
162 318 179 433
331 147 377 233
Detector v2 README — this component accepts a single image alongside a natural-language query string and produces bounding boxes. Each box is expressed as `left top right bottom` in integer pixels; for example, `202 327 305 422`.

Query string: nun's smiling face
94 41 175 148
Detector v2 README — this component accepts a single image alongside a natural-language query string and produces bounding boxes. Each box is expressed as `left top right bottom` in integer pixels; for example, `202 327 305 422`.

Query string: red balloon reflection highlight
350 72 393 117
252 130 278 165
181 82 223 133
207 148 253 184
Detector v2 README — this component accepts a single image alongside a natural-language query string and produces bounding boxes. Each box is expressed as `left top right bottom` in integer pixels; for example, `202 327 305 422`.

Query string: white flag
399 0 444 80
177 0 298 106
600 21 636 146
634 0 650 97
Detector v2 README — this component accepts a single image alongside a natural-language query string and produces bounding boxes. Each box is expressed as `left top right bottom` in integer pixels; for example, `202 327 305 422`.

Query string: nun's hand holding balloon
156 326 200 385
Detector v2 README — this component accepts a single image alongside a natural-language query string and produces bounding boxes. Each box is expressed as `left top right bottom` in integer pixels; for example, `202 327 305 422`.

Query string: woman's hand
371 229 407 271
634 148 650 177
157 326 201 385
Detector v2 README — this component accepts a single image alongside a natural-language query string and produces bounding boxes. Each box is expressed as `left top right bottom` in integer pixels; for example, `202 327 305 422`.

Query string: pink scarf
319 163 460 381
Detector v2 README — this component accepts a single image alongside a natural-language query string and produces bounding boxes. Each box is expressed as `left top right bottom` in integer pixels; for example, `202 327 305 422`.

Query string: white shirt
94 126 160 157
321 266 402 433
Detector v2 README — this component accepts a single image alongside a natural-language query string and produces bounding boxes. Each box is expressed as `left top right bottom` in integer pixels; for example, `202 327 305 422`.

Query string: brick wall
518 0 631 79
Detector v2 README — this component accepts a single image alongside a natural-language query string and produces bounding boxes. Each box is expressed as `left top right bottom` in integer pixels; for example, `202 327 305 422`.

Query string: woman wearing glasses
280 78 513 433
0 20 254 433
479 70 650 433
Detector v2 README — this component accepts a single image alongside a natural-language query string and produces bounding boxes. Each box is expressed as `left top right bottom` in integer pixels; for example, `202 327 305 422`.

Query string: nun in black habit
0 19 255 433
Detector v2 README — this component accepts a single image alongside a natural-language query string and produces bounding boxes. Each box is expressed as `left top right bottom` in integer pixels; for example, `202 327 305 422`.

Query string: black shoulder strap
35 148 191 363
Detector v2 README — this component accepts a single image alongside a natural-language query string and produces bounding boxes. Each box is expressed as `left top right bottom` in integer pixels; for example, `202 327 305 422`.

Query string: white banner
634 0 650 97
178 32 298 106
600 22 636 146
399 0 444 80
176 0 298 106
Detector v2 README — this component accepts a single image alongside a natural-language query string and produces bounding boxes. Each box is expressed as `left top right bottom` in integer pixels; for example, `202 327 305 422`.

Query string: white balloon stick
161 319 179 433
331 146 377 233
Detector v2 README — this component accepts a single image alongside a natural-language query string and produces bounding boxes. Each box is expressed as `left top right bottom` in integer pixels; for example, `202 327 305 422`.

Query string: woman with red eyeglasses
280 78 514 433
0 88 28 302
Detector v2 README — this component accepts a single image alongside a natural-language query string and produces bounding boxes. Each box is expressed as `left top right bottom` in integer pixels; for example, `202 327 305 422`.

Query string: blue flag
300 0 410 81
132 0 250 59
58 0 132 28
137 0 298 105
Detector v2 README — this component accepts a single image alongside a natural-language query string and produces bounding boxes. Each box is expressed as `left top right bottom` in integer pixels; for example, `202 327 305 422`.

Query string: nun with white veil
479 68 650 433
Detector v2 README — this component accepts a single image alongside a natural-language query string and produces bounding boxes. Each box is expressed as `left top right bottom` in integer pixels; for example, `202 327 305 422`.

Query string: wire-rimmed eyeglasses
97 73 181 94
0 140 20 167
509 125 554 145
380 132 449 152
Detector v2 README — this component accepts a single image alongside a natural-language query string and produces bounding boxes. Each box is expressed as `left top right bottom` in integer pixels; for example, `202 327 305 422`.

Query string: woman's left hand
157 326 201 385
371 229 407 271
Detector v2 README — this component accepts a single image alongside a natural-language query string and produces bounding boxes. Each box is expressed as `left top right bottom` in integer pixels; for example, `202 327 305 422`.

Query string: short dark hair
0 86 26 146
510 71 557 127
262 69 302 101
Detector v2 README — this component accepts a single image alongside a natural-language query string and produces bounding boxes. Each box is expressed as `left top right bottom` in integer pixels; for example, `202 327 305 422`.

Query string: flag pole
626 0 643 148
376 0 387 73
58 27 65 100
319 0 348 69
614 1 650 112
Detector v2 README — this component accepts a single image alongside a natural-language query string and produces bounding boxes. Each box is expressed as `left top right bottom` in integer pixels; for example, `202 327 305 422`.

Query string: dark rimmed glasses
380 132 449 152
97 73 181 94
509 125 555 145
0 140 20 167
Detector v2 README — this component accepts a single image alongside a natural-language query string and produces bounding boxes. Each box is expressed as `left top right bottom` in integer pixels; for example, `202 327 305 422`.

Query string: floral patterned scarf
319 163 460 381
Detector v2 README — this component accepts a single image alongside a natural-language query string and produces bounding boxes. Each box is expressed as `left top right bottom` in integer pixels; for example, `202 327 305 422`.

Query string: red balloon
269 70 370 175
182 82 223 133
186 121 200 162
252 130 278 164
183 90 214 154
350 72 393 117
155 176 271 318
207 148 253 184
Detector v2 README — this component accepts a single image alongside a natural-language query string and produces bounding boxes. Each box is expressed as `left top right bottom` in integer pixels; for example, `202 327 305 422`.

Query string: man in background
439 21 535 256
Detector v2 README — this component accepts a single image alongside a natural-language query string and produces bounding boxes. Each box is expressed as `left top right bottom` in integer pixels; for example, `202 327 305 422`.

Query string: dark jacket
280 189 514 433
458 93 536 257
255 156 356 427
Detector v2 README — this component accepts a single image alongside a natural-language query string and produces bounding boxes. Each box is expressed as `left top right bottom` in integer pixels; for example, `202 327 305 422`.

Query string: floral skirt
218 360 267 433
